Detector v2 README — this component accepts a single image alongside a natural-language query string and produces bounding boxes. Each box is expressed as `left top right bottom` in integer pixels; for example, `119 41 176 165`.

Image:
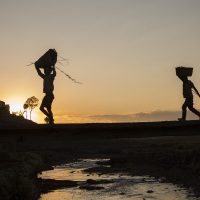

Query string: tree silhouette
25 96 39 120
23 103 29 119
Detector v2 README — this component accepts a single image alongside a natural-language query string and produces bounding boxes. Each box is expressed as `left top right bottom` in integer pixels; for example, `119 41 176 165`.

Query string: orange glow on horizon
7 97 40 123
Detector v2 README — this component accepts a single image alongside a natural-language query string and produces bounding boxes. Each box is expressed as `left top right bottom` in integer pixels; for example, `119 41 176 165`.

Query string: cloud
133 110 181 122
54 109 200 123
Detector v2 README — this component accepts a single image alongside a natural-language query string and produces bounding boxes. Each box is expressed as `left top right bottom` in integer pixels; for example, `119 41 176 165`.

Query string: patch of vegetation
0 152 44 200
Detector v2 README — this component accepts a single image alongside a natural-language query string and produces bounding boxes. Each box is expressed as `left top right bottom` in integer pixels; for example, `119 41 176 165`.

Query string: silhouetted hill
0 114 36 127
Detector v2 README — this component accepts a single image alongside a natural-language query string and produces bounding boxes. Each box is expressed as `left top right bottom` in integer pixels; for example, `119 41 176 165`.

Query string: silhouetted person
35 65 56 124
178 76 200 121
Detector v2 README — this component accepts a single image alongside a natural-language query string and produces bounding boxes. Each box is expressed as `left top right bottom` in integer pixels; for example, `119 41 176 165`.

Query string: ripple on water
39 159 199 200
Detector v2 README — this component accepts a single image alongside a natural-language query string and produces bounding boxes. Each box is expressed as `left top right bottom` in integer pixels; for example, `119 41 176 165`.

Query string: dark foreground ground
1 121 200 200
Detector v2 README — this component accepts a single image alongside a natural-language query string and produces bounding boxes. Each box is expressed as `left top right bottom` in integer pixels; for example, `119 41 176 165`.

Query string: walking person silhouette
35 65 56 124
178 75 200 121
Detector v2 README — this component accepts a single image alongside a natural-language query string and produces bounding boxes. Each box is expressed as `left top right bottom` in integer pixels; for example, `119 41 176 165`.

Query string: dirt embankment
1 121 200 199
94 146 200 194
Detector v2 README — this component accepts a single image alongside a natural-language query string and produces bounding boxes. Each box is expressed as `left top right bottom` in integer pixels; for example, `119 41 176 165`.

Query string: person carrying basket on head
35 65 56 124
33 49 57 124
176 67 200 121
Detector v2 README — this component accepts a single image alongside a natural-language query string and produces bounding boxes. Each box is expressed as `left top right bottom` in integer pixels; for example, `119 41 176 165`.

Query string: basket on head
176 66 193 77
35 49 57 69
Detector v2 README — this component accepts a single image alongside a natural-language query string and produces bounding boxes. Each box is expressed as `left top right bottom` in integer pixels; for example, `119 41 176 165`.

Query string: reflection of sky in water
39 159 199 200
38 159 111 181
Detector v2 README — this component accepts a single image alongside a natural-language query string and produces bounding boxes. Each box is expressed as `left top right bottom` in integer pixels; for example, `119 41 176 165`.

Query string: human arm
192 85 200 97
35 64 44 78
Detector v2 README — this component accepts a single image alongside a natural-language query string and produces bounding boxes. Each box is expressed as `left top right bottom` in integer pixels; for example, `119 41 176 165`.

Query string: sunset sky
1 0 200 123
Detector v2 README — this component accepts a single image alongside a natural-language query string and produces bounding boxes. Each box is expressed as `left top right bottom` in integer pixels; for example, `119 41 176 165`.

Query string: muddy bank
1 122 200 199
84 149 200 196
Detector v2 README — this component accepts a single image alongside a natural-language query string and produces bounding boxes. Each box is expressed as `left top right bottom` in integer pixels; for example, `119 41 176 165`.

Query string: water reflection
39 159 199 200
38 159 110 181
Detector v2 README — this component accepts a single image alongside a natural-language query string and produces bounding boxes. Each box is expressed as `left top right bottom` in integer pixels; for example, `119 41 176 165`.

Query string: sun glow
7 97 39 123
10 103 23 114
9 98 24 114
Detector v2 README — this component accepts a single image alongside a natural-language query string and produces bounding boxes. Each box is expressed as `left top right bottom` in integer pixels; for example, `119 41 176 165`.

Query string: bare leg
181 101 187 120
40 106 50 118
40 94 54 124
188 106 200 118
47 107 54 124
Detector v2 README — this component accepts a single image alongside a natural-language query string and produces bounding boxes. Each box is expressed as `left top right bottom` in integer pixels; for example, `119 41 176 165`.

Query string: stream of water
39 159 199 200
